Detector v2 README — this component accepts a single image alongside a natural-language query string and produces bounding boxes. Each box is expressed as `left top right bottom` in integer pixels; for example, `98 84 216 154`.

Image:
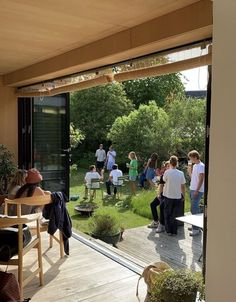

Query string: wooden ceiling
0 0 212 86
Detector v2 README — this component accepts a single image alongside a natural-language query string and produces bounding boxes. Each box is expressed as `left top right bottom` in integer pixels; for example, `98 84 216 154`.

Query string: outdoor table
176 213 203 262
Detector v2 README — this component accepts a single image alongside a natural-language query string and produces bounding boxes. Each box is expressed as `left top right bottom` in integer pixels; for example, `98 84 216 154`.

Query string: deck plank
1 233 146 302
118 223 202 271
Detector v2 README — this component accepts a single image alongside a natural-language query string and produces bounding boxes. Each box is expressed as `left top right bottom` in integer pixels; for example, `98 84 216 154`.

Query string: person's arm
34 187 45 196
100 169 104 181
109 172 113 182
194 173 204 197
103 150 106 162
95 150 98 158
181 184 186 198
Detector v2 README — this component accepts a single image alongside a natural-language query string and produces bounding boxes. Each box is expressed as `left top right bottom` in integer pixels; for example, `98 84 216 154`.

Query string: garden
68 71 205 236
67 167 191 235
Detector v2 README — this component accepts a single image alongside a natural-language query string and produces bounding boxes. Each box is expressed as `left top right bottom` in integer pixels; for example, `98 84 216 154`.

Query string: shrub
150 269 204 302
88 207 121 236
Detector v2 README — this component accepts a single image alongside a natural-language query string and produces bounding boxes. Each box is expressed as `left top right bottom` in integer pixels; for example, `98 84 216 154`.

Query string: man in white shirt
188 150 205 236
84 165 103 199
105 164 123 196
163 156 186 236
95 144 106 173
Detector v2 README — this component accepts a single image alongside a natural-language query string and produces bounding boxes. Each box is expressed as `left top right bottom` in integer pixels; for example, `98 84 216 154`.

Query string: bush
131 191 156 219
150 269 204 302
88 207 121 236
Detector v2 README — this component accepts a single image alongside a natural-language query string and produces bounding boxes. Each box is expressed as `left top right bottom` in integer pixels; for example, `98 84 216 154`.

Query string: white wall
206 0 236 301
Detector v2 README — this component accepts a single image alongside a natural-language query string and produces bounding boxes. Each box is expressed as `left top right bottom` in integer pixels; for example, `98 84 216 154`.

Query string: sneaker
189 230 201 236
147 221 159 228
156 224 165 233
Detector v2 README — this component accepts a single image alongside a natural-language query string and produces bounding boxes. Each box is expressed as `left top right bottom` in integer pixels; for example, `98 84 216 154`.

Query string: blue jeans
190 190 204 230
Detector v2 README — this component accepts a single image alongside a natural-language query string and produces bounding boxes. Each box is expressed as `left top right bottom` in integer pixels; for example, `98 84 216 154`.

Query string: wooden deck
1 233 147 302
118 223 203 271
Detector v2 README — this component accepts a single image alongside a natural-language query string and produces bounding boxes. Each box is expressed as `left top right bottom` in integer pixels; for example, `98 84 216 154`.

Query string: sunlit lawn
68 168 191 234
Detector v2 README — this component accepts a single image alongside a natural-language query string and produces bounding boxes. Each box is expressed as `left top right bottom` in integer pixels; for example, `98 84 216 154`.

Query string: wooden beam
5 0 212 87
16 54 212 97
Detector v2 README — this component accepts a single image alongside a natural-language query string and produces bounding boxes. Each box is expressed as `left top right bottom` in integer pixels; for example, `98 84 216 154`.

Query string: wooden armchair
4 195 64 258
0 214 43 301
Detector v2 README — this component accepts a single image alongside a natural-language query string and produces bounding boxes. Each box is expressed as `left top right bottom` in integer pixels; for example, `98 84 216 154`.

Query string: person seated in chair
84 165 104 200
14 168 46 215
106 164 123 196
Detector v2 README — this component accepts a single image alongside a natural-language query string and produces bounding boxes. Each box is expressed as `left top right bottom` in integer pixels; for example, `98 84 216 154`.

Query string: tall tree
107 101 171 164
166 98 206 159
70 83 134 150
122 73 185 108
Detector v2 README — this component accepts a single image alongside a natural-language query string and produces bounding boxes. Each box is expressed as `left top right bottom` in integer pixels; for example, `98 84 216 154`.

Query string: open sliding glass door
18 94 70 197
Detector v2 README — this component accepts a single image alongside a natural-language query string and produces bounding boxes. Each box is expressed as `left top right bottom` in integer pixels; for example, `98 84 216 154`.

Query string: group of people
85 145 205 237
148 150 204 237
84 145 138 198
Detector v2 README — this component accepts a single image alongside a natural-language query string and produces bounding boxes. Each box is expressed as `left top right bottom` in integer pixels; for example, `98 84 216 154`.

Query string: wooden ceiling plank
3 0 212 87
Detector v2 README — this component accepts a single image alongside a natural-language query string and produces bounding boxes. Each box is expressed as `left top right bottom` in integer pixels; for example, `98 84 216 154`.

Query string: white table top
176 213 203 229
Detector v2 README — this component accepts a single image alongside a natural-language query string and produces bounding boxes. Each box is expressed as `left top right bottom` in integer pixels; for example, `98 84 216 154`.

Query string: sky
180 66 208 91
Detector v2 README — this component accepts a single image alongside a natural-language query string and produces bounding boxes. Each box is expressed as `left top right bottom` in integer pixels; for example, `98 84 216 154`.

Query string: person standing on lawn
105 145 116 171
146 153 158 189
147 161 170 232
163 156 186 236
187 150 205 236
127 151 138 195
95 144 106 174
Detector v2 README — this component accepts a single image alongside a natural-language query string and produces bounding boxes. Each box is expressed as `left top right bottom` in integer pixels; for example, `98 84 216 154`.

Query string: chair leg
37 221 44 286
18 253 23 301
18 226 24 301
59 231 64 258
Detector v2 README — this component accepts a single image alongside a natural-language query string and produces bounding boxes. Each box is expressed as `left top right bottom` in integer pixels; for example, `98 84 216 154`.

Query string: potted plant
150 269 205 302
0 144 17 201
88 207 122 247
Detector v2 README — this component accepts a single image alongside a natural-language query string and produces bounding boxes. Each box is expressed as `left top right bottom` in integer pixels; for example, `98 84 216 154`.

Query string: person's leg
130 180 136 195
190 190 204 232
84 187 88 199
113 185 117 195
164 197 173 234
106 180 112 195
171 199 181 235
148 197 160 228
159 197 165 226
139 173 146 187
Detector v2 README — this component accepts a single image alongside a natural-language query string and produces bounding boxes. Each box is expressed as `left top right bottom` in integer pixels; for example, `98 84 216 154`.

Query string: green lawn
68 168 191 234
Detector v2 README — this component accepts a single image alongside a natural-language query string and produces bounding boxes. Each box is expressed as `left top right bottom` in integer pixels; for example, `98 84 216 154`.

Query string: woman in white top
105 146 116 171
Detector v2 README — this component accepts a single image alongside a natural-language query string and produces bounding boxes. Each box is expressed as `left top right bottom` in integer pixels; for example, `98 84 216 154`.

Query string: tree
70 122 85 149
122 73 185 108
70 83 133 150
166 98 206 159
107 101 171 164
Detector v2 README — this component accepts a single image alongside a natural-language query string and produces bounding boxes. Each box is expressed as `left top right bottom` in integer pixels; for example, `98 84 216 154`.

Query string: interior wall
0 83 18 162
206 0 236 301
